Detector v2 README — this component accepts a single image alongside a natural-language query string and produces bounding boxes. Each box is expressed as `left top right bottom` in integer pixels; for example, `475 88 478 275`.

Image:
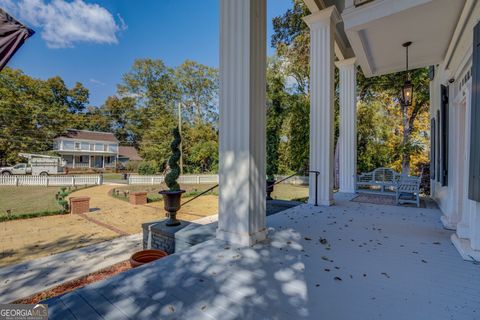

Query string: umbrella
0 8 34 71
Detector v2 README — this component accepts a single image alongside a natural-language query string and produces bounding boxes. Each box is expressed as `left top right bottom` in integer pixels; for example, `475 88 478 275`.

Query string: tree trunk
401 105 411 175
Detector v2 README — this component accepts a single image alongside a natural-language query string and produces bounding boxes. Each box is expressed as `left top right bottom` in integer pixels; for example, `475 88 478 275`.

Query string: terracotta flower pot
266 180 276 200
130 249 168 268
159 190 185 226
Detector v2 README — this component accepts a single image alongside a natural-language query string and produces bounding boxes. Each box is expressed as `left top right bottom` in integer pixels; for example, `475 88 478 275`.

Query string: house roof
58 129 118 143
118 146 142 161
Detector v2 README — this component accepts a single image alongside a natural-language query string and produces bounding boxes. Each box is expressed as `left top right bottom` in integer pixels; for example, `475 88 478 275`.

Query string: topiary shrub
57 187 69 213
165 127 182 191
138 161 157 175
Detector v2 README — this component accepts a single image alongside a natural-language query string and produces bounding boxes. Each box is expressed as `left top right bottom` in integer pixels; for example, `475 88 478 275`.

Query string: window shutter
436 110 441 182
430 118 436 180
440 85 449 186
469 21 480 202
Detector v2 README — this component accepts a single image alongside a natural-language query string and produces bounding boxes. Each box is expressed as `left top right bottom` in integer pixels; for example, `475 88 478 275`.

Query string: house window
104 144 108 152
74 142 81 150
90 144 94 151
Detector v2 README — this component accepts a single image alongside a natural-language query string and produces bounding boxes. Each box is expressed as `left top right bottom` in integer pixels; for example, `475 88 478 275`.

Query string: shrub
138 161 158 175
57 187 69 213
165 127 181 191
124 161 140 173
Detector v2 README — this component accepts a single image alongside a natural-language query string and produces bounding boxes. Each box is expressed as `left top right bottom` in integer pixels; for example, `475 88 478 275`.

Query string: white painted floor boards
44 193 480 319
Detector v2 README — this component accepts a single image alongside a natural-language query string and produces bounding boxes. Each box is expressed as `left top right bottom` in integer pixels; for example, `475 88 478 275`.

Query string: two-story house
53 129 119 169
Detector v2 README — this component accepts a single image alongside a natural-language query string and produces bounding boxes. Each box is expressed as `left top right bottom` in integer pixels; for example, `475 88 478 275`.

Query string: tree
175 60 219 125
272 0 310 94
358 68 430 174
0 67 80 164
266 57 287 180
139 112 176 171
118 59 179 116
99 96 144 146
182 123 218 173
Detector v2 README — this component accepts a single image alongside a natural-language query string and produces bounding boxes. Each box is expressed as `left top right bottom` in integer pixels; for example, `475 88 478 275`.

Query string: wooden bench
395 174 422 207
357 167 400 193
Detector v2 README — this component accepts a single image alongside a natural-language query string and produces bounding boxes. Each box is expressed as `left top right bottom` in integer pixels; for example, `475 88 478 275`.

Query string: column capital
335 57 357 69
303 6 341 29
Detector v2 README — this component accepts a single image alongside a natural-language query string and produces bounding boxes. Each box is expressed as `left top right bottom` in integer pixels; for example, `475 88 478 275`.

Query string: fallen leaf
334 276 342 282
381 272 390 279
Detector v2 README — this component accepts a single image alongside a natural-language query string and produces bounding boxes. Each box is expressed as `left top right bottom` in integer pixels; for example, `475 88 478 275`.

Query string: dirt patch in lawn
13 260 132 304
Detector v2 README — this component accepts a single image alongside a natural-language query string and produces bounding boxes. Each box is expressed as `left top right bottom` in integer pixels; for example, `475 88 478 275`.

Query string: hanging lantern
401 80 413 106
400 42 413 106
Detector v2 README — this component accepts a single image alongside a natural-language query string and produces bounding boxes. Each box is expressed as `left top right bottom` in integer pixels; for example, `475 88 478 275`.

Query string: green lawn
271 184 309 201
0 187 62 219
101 173 124 181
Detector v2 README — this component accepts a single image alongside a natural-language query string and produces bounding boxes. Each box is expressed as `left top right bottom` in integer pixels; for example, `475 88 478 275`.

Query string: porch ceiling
342 0 467 77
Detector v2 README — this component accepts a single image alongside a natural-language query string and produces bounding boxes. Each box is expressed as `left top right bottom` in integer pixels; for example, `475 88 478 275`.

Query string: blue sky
3 0 293 106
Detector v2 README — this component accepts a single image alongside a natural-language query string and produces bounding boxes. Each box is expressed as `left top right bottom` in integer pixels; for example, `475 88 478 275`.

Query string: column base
339 188 356 194
309 199 334 206
456 223 470 239
216 228 267 247
441 215 457 230
451 233 480 262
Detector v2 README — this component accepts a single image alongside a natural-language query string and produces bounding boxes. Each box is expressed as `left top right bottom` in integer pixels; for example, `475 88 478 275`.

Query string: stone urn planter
159 190 185 226
266 180 276 200
130 249 168 268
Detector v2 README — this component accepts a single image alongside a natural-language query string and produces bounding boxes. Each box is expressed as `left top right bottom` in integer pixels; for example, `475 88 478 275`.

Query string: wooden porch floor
44 193 480 319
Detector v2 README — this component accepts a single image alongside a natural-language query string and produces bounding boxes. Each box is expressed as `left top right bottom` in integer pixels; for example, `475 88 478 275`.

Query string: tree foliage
271 0 430 176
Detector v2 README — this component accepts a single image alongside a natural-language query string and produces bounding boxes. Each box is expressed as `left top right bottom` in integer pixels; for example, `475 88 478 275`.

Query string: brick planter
130 192 147 205
69 197 90 214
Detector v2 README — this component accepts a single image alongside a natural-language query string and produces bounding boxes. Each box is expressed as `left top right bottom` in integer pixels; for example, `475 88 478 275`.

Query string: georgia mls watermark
0 304 48 320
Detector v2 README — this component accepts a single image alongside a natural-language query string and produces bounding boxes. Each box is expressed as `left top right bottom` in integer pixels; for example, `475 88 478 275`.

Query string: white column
217 0 267 246
304 7 341 206
72 155 76 169
88 156 92 168
336 58 357 193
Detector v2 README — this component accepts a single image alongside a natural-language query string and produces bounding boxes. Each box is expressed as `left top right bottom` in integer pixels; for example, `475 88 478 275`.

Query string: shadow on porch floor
44 193 480 320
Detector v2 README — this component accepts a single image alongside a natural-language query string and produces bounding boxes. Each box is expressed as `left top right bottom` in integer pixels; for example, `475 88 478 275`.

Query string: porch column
304 7 341 206
336 58 357 193
217 0 267 246
72 156 76 169
88 156 92 168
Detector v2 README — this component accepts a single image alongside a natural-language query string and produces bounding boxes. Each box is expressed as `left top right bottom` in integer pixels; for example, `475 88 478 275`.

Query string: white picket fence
0 175 102 187
128 174 219 185
275 175 309 185
128 174 308 185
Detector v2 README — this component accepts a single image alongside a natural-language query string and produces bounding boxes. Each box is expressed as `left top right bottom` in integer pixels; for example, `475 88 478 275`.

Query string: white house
217 0 480 261
53 129 119 169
